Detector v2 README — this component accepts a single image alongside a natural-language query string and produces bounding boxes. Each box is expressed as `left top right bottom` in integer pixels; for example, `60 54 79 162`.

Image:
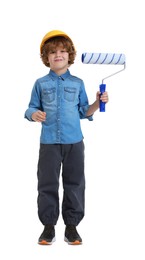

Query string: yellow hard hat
40 30 75 54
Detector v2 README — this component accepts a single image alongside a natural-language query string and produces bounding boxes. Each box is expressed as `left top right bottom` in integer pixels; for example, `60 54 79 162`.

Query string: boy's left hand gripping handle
99 84 106 112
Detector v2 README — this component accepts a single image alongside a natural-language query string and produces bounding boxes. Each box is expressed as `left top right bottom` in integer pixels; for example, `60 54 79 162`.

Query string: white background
0 0 145 259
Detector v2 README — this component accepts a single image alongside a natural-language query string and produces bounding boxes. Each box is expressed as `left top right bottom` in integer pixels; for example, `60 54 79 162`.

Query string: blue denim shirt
25 69 93 144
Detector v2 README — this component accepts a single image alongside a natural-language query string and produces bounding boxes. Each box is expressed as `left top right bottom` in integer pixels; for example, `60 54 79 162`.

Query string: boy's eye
49 50 67 54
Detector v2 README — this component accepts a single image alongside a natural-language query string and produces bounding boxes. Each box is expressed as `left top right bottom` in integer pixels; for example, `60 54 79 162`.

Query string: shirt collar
49 69 70 81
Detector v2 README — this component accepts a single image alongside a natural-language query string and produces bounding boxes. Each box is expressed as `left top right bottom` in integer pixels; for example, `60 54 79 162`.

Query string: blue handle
99 84 106 112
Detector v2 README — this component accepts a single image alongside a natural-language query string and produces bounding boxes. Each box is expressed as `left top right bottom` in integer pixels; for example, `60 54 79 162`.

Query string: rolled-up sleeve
24 80 42 121
79 81 93 121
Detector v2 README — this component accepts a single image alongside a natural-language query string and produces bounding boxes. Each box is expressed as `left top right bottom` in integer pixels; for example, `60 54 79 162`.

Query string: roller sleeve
82 53 125 65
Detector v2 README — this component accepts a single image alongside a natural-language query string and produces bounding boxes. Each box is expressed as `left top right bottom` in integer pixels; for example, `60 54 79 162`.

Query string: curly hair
40 36 76 67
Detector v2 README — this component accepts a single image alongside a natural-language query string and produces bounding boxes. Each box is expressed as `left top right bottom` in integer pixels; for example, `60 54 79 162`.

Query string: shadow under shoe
38 225 56 245
64 225 82 245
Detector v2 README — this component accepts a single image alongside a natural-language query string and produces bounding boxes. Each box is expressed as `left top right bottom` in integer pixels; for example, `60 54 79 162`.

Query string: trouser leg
62 141 85 226
37 144 62 225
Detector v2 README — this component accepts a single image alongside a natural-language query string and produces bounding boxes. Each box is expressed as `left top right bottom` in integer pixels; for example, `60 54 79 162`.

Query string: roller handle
99 84 106 112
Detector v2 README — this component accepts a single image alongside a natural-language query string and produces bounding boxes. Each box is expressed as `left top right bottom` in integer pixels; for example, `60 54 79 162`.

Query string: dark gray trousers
37 141 85 226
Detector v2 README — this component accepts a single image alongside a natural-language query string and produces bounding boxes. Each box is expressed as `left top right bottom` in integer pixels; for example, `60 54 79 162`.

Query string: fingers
32 111 46 122
37 111 46 122
100 91 109 103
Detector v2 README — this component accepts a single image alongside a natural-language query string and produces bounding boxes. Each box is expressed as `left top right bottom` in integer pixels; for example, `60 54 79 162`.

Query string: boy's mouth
54 58 63 62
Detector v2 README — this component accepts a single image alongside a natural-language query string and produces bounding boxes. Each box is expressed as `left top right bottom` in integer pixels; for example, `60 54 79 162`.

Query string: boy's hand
32 111 46 122
97 91 109 103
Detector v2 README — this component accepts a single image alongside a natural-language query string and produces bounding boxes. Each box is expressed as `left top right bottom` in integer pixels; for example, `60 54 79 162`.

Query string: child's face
47 44 69 75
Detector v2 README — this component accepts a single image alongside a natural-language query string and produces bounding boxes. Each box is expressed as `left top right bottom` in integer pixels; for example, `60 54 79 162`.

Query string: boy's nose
56 51 60 56
56 50 61 56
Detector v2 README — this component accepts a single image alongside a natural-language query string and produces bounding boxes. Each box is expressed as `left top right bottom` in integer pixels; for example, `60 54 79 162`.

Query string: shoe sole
38 237 56 245
64 237 82 245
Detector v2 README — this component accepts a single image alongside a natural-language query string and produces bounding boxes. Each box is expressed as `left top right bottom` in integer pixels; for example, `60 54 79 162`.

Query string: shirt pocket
64 87 77 102
42 88 56 103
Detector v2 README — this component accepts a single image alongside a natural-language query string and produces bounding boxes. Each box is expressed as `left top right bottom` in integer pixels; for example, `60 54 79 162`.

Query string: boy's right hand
31 110 46 122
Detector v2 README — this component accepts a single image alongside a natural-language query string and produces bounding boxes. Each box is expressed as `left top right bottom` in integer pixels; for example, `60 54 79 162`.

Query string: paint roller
81 53 126 112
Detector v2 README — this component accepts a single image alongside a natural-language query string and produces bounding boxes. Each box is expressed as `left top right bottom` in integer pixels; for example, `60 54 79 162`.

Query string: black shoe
38 225 55 245
64 225 82 245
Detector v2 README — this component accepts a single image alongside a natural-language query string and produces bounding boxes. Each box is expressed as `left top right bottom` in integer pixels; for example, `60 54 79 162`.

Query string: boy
24 30 108 245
